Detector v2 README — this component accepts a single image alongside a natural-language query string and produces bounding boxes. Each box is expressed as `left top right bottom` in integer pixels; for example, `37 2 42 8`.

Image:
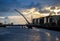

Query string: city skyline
0 0 60 24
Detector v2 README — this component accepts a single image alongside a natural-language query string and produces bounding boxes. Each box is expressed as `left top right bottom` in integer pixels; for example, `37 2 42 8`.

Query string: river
0 26 60 41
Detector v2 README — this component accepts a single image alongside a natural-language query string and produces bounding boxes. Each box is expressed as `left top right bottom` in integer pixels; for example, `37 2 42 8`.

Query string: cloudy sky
0 0 60 24
0 0 60 16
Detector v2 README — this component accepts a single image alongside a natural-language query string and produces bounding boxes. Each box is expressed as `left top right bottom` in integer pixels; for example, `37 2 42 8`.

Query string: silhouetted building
0 23 3 26
32 17 44 25
32 15 60 26
11 23 13 25
57 18 60 26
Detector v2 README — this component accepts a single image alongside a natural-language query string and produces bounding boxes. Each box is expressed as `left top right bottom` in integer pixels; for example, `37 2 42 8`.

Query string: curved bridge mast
15 9 30 24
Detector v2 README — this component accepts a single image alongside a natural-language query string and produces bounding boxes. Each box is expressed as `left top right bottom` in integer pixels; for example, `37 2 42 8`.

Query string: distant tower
4 17 8 24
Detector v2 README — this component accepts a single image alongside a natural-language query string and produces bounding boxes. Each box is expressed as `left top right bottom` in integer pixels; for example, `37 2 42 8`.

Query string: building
32 15 60 26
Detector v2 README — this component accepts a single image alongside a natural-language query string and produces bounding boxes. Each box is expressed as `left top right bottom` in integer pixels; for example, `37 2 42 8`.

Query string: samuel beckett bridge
0 7 60 31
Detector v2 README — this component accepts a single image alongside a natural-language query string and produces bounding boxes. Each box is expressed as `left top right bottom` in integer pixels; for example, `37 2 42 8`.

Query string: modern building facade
32 15 60 26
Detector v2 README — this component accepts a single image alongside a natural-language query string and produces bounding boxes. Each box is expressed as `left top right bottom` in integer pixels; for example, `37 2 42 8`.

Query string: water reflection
28 35 40 41
45 32 51 41
0 27 60 41
56 37 59 41
28 28 60 41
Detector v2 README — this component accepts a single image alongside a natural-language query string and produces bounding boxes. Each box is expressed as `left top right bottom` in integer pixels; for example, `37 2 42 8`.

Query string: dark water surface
0 26 60 41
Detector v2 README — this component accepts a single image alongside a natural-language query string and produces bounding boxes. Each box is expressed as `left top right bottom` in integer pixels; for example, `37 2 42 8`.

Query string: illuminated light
29 35 40 41
45 32 50 36
32 28 40 31
23 26 28 29
36 29 40 31
56 37 59 41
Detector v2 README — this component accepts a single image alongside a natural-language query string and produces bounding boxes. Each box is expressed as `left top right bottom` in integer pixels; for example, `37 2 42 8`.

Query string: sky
0 0 60 16
0 0 60 24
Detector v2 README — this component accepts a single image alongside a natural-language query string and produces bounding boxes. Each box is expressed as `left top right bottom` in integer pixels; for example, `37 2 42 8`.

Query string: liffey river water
0 26 60 41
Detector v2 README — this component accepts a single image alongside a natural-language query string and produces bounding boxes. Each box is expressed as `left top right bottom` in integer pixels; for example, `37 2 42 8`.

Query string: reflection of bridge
0 24 60 31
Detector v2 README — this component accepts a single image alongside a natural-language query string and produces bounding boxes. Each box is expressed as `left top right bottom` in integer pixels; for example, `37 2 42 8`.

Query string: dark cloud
39 10 50 13
0 0 60 11
0 0 60 16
